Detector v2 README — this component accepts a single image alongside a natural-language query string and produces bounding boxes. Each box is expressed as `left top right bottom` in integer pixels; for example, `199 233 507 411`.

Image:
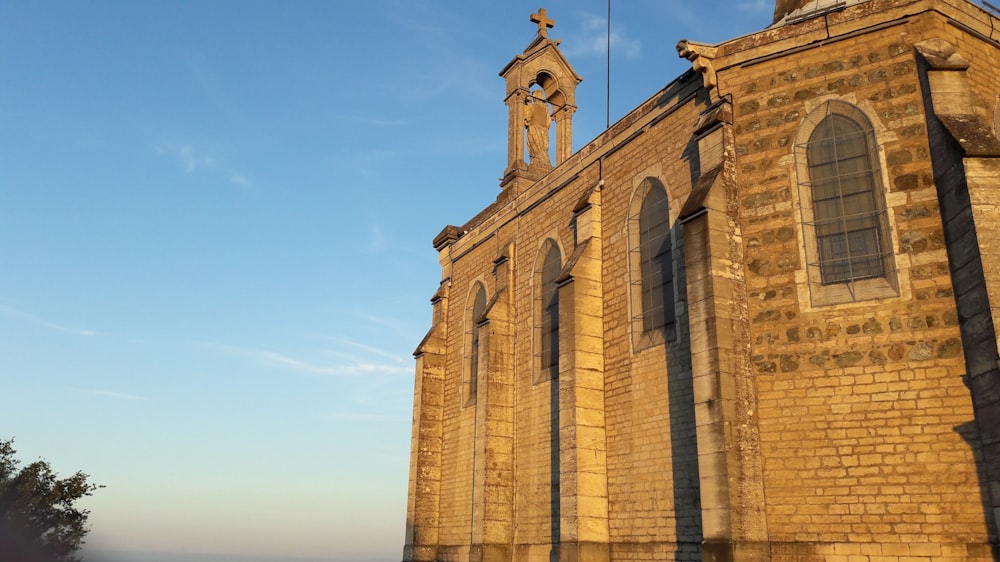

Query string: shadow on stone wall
955 398 1000 558
666 225 704 561
916 51 1000 555
550 367 560 562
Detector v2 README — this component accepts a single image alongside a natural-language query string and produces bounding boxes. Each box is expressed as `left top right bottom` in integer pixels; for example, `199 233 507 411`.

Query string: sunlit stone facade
404 1 1000 561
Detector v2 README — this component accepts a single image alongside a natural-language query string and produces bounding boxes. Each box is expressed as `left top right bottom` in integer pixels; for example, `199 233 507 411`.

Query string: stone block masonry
404 1 1000 561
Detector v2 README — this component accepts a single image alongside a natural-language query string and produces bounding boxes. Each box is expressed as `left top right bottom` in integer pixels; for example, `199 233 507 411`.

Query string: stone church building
403 0 1000 560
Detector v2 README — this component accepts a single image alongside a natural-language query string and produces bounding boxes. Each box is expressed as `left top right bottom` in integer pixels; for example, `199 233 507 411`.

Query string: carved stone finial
530 8 555 37
677 39 719 93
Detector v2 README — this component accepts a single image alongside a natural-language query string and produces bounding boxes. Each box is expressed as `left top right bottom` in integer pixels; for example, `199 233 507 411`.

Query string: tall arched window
629 178 676 349
464 283 487 407
809 114 885 283
796 101 896 305
535 241 561 382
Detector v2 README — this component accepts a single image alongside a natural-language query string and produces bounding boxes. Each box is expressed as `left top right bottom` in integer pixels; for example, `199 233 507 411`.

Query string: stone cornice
713 0 998 75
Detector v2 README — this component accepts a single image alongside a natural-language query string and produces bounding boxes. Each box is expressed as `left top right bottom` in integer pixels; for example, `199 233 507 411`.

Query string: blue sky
0 2 771 560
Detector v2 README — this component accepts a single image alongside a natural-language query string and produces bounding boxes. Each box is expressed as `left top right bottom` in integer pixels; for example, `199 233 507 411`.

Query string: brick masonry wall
431 78 709 560
413 4 998 561
722 10 990 550
598 96 705 558
437 251 493 559
435 165 574 559
509 179 578 557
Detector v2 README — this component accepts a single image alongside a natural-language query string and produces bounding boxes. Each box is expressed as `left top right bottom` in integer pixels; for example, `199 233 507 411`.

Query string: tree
0 438 102 562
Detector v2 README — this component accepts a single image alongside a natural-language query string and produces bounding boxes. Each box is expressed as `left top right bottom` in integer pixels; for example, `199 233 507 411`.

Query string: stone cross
530 8 555 37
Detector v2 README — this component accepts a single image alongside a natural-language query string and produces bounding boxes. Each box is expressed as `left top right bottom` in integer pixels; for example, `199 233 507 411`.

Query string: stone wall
719 5 993 559
422 72 712 561
405 1 1000 561
598 85 705 560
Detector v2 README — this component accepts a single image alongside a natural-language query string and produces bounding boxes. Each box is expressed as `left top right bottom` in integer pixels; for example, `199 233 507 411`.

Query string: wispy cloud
184 49 255 131
367 222 386 252
0 303 97 336
324 337 404 364
155 142 216 172
76 388 146 401
563 13 641 60
154 141 252 187
399 50 495 101
383 4 496 103
352 310 414 340
204 343 410 377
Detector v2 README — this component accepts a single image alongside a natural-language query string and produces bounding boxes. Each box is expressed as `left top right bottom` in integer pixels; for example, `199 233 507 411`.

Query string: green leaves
0 438 102 562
